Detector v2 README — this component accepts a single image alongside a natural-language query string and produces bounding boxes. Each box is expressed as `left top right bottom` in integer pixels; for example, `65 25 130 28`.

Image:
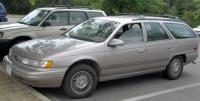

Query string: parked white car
0 7 106 55
193 26 200 37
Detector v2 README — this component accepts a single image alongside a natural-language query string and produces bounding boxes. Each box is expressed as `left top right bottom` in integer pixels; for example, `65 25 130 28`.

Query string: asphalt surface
36 54 200 101
3 15 200 101
7 15 23 23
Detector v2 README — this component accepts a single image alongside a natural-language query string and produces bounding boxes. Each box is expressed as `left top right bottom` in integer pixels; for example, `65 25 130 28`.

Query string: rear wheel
62 64 98 99
164 56 183 80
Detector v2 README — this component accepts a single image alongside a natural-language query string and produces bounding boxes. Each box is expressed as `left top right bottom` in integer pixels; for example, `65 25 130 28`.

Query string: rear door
144 22 174 69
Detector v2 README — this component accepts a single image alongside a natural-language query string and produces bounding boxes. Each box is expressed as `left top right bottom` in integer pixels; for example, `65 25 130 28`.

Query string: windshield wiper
69 35 95 42
18 21 28 25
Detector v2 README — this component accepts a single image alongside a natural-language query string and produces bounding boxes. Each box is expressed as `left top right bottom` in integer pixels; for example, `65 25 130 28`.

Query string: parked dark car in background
0 3 7 22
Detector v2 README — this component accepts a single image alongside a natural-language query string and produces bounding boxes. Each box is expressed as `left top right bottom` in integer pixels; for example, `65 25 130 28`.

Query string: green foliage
4 0 31 14
3 0 200 27
101 0 165 15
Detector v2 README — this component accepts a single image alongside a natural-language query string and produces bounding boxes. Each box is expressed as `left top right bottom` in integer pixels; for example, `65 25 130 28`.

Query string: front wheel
62 64 98 99
164 57 183 80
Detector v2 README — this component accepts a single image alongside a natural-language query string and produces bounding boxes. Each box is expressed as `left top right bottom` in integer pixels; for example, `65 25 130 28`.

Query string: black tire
62 64 98 99
164 56 183 80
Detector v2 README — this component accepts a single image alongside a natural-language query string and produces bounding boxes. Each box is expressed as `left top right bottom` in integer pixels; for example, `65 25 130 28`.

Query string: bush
3 0 31 14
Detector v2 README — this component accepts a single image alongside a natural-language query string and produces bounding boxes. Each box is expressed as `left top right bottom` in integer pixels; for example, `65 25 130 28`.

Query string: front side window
44 12 69 26
145 22 169 41
65 19 119 42
69 11 87 25
115 23 144 44
18 9 50 26
164 23 197 39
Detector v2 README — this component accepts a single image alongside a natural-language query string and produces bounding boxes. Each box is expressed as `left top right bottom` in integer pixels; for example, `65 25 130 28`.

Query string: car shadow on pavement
35 72 172 101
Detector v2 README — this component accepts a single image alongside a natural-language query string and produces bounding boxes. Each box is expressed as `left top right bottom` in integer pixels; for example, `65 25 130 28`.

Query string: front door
105 23 147 76
36 11 72 38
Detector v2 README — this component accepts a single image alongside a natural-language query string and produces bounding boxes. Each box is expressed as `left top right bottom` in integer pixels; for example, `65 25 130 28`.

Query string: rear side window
69 11 87 25
45 12 68 26
145 22 169 41
87 12 104 18
164 23 197 39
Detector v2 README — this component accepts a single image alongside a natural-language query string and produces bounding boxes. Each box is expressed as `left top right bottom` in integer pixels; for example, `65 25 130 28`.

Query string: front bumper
0 17 8 22
2 56 67 87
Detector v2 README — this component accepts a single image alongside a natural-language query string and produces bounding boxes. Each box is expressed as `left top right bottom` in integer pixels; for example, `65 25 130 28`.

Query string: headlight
17 56 53 68
0 32 4 38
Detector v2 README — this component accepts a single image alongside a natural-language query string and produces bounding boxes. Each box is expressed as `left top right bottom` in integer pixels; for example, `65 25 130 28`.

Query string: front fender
3 31 37 39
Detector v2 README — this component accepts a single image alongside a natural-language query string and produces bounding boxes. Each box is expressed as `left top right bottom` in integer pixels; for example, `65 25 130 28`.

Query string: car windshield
0 3 5 11
18 9 50 26
65 19 119 42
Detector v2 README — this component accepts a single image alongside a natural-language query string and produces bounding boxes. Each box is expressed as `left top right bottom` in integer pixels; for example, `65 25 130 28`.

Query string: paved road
0 15 23 24
36 50 200 101
7 15 22 23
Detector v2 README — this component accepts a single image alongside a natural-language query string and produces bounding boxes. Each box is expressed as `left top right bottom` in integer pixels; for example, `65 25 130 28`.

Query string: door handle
60 28 68 31
137 49 145 53
168 47 172 50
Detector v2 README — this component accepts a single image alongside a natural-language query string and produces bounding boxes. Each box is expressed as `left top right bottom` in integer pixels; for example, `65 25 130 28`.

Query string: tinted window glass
0 3 5 11
70 11 87 25
45 12 68 26
87 12 104 18
164 23 197 39
145 22 169 41
116 23 144 44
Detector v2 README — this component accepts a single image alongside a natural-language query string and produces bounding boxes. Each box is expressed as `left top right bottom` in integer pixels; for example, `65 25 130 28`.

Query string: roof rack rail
113 13 182 22
52 5 92 10
112 13 139 16
52 5 71 8
71 6 92 10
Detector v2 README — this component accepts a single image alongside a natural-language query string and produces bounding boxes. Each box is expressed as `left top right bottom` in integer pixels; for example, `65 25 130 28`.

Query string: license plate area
6 64 12 76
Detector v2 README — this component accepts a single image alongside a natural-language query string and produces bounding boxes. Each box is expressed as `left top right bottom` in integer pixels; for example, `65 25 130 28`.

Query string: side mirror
108 39 124 47
41 21 51 27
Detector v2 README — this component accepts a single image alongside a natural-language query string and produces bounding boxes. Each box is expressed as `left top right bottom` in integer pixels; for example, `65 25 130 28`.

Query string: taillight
193 47 198 52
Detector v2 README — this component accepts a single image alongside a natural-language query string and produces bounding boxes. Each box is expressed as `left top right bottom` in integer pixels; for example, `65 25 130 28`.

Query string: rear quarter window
87 12 104 18
164 23 197 39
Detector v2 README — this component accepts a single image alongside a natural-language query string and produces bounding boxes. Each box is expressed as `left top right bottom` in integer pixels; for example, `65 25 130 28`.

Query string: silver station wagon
3 16 199 98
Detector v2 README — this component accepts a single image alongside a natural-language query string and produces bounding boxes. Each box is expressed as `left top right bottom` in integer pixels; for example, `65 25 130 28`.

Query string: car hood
12 37 95 59
0 23 29 30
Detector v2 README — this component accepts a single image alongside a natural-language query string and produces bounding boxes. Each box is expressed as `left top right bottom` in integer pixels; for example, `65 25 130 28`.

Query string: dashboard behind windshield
18 9 50 26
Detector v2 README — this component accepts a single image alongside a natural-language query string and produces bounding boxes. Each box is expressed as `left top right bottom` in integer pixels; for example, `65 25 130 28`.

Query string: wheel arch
10 36 32 45
67 59 101 80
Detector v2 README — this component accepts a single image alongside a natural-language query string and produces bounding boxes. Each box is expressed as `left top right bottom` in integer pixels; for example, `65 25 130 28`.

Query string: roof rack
52 5 92 10
113 13 183 22
71 6 92 10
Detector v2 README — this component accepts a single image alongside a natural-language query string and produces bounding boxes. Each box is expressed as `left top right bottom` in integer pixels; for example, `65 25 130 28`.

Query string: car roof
95 16 183 23
38 7 104 12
